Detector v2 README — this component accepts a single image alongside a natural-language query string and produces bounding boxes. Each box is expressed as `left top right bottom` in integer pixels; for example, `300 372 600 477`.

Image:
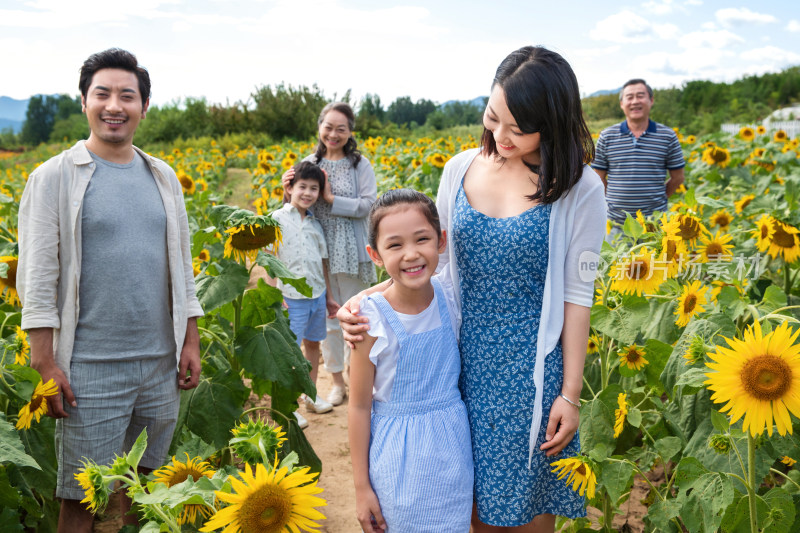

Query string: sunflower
752 214 775 252
427 153 448 168
587 334 601 355
0 256 20 306
224 224 282 263
675 281 710 327
614 393 628 438
709 209 733 231
230 419 287 466
683 335 708 365
767 219 800 263
739 126 755 141
550 456 597 499
619 345 649 371
196 178 209 192
75 462 109 514
685 135 696 144
15 379 59 430
197 249 210 263
734 194 755 215
706 320 800 437
411 158 422 169
702 145 731 167
154 454 215 525
697 230 734 263
659 234 688 277
200 462 326 533
609 247 665 296
675 213 707 247
774 130 788 143
177 170 196 194
757 125 767 135
781 456 797 467
14 326 29 365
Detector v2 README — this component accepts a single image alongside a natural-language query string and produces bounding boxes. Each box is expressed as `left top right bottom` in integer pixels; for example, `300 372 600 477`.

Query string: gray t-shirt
72 151 175 361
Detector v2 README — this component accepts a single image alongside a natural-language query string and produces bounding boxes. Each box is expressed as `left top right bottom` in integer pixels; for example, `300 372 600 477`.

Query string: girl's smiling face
318 109 351 155
367 206 446 291
483 85 541 165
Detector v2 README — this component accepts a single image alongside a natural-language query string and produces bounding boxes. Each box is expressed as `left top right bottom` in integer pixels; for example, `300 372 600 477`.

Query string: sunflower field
0 125 799 531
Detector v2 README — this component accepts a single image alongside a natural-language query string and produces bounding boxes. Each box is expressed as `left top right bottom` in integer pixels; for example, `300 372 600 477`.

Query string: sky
1 0 799 108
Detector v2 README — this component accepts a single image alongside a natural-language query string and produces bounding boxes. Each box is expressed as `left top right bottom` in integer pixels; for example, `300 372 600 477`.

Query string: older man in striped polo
592 79 685 241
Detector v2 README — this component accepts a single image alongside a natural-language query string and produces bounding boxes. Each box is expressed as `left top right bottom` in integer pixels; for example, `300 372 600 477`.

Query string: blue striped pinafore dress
368 278 473 532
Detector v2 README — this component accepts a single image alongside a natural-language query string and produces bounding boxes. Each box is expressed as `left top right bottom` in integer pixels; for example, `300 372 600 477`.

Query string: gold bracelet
559 393 580 408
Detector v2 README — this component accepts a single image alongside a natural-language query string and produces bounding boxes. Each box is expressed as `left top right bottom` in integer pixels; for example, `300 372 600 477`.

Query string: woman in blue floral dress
341 46 606 532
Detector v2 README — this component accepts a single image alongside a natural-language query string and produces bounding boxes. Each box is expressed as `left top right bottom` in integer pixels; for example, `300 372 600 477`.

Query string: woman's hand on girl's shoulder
281 167 294 202
337 292 371 347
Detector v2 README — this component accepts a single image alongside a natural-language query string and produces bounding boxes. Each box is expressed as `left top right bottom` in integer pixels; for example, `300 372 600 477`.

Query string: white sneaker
303 395 333 414
293 411 309 429
328 385 346 406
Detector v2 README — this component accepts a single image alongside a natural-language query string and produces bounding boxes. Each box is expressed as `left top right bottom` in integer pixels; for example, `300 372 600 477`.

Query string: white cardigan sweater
435 148 607 465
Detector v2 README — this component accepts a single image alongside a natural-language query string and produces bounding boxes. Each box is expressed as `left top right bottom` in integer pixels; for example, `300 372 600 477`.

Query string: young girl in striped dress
348 189 473 532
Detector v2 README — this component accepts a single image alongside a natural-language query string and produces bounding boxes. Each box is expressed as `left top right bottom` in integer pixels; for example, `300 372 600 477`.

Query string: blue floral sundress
453 183 585 526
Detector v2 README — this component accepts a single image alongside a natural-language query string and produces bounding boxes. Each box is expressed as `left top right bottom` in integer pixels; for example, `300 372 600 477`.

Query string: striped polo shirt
593 119 685 223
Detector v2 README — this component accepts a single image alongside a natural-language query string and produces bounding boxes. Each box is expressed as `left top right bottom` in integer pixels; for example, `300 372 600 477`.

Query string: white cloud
643 0 675 15
679 29 744 49
740 46 800 64
701 21 716 30
787 20 800 32
0 0 180 28
590 10 679 43
684 0 702 5
715 8 777 28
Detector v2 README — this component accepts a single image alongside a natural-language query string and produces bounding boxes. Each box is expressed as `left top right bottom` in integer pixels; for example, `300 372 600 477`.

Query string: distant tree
387 96 437 126
426 101 483 130
21 94 81 145
356 93 387 137
250 83 329 140
49 114 89 142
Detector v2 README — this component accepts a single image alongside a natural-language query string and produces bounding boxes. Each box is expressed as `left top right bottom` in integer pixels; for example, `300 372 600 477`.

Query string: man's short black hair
79 48 151 104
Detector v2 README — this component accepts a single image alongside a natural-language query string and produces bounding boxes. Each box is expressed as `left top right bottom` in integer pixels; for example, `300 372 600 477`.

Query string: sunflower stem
197 327 233 359
785 263 793 300
231 294 243 373
582 375 596 399
747 433 758 533
602 493 614 532
770 467 800 490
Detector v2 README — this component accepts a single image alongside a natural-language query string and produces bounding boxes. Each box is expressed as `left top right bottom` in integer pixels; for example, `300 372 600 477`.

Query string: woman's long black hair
313 102 362 167
481 46 594 204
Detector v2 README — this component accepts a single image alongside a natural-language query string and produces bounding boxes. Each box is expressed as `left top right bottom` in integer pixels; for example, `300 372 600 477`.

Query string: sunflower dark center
761 224 770 239
715 214 731 227
772 224 796 248
30 396 44 412
627 259 649 280
238 483 291 533
179 175 193 189
665 240 677 261
5 260 17 289
231 226 278 251
711 148 728 162
683 294 697 313
706 243 723 257
740 355 792 401
625 349 642 363
679 218 701 240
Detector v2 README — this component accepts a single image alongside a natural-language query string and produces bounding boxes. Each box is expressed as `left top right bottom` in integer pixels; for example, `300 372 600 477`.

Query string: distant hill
588 88 621 97
442 96 487 109
0 118 23 133
0 96 30 132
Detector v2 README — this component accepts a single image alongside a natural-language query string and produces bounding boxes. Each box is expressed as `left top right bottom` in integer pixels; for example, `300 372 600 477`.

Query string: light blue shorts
285 291 327 346
55 355 179 500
